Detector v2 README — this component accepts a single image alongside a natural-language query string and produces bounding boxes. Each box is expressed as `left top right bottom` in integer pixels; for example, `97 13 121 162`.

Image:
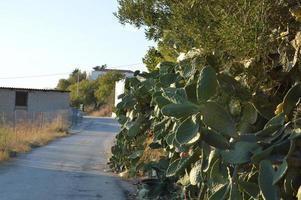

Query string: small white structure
112 79 127 118
89 68 134 118
0 87 70 122
114 80 126 107
89 69 134 80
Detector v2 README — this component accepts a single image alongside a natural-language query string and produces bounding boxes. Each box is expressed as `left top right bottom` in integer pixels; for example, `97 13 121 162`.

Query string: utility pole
77 72 79 97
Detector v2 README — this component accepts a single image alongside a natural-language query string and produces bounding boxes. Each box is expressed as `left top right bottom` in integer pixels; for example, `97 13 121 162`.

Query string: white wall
89 71 106 80
112 79 126 118
89 71 134 80
115 80 125 107
0 89 70 115
28 91 69 112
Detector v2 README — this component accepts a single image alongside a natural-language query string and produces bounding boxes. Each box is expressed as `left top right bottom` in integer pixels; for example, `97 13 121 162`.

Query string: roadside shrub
88 104 113 117
112 1 301 199
109 56 301 199
0 116 68 162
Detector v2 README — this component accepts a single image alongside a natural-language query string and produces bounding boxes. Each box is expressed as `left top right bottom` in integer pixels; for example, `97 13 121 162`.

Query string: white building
0 87 70 122
89 69 134 80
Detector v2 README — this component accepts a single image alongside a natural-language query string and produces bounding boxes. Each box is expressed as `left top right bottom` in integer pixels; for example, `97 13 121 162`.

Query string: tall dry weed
88 104 113 117
0 115 69 162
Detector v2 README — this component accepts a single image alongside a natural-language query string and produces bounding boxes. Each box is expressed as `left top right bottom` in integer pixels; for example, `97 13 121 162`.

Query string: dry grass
138 134 166 166
88 105 113 117
0 116 69 162
0 151 9 161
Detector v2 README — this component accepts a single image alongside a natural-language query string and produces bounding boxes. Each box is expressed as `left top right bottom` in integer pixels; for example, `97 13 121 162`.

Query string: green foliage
202 128 230 150
283 83 301 115
175 115 200 145
56 69 124 108
109 58 301 199
197 66 218 102
142 47 164 72
56 69 86 91
68 69 87 85
93 64 107 71
116 1 301 122
258 160 279 200
116 0 299 71
94 71 125 105
69 80 97 107
56 79 70 91
161 103 199 119
113 1 301 199
200 102 236 138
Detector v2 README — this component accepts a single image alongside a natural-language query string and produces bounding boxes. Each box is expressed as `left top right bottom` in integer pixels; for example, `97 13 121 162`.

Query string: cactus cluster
109 57 301 199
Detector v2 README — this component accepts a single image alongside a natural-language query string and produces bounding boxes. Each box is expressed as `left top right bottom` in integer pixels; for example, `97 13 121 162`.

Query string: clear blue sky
0 0 155 88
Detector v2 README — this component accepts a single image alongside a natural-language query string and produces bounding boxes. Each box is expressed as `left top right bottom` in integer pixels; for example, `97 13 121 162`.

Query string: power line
0 62 144 80
0 72 70 80
111 62 143 68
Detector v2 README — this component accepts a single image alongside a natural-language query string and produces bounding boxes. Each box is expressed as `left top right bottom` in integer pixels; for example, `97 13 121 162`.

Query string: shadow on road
0 163 126 200
0 117 133 200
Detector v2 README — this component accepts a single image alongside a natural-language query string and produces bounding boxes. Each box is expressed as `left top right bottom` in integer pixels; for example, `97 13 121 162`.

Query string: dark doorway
15 91 28 107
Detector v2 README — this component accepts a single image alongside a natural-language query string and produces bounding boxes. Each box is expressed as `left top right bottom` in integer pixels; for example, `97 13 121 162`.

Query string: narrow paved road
0 117 133 200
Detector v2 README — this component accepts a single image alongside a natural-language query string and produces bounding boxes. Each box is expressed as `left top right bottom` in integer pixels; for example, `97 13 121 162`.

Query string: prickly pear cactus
109 55 301 199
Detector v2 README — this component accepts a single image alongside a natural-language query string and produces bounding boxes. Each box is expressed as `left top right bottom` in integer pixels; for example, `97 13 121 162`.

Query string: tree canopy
56 68 124 109
56 69 87 91
116 0 301 112
111 1 301 199
94 71 125 105
116 0 298 73
93 64 107 71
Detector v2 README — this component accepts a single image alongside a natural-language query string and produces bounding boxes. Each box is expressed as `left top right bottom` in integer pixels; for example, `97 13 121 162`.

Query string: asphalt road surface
0 117 133 200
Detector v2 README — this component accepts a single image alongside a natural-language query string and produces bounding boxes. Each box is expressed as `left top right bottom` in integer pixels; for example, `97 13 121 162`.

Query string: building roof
93 68 134 73
0 87 70 93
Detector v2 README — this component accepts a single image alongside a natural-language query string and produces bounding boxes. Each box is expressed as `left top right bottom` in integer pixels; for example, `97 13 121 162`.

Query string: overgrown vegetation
110 1 301 199
110 56 301 200
0 116 68 162
88 104 113 117
56 68 124 114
